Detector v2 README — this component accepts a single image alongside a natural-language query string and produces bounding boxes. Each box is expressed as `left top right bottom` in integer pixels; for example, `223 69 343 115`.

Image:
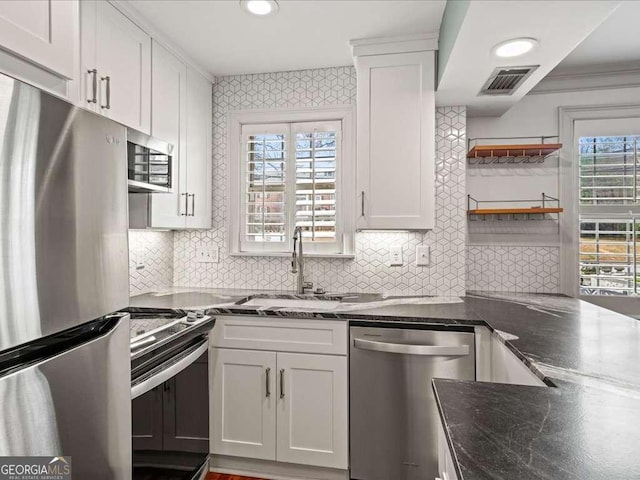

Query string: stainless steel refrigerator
0 72 131 478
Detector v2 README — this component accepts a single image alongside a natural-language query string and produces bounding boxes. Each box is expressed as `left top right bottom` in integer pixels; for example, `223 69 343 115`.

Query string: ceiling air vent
479 66 538 96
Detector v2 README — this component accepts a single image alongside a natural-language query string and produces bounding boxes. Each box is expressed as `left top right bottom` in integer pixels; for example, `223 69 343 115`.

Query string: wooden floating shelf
468 207 564 215
467 143 562 159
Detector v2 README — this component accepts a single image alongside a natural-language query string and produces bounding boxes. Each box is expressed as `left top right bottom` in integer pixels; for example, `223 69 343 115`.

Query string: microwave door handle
353 338 469 356
131 340 208 399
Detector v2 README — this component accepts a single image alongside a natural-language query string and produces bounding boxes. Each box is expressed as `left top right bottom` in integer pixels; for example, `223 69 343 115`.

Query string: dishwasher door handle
353 338 469 356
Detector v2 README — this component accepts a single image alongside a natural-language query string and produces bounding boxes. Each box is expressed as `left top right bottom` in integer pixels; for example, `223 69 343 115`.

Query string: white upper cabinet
0 0 77 79
81 0 151 133
353 38 436 230
148 41 188 228
148 60 212 230
184 67 213 229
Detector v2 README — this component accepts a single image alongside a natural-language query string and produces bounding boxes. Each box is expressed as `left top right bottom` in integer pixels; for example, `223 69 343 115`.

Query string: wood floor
206 474 267 480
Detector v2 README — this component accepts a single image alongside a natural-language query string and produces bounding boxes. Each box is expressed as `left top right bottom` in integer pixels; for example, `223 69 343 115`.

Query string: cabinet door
185 67 213 229
79 0 98 110
132 386 163 451
210 348 276 460
355 51 435 230
163 352 209 453
0 0 77 79
94 1 150 133
148 41 188 228
276 353 348 469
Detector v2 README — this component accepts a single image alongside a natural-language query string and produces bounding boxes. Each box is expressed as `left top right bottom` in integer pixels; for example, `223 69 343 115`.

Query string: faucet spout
292 226 312 294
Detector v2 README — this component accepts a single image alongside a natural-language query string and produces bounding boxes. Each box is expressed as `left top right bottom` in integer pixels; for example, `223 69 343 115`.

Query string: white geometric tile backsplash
128 66 560 297
467 245 560 293
128 230 174 296
171 67 468 296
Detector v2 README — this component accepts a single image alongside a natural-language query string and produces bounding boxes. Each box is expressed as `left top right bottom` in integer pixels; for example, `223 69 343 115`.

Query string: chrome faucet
291 226 313 294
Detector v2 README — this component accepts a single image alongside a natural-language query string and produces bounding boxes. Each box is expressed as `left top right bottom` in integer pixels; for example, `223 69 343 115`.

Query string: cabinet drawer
210 316 347 355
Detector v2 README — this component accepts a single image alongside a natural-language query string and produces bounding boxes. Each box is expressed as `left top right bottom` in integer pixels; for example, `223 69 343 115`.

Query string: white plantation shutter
292 121 341 253
238 121 343 254
579 135 640 296
579 219 638 295
241 124 288 252
579 136 640 205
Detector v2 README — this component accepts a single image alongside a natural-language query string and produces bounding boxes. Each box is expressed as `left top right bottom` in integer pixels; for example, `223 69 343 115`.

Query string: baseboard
209 454 349 480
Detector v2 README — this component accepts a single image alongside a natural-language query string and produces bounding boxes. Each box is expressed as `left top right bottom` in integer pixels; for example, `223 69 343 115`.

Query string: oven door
131 335 208 400
131 333 210 480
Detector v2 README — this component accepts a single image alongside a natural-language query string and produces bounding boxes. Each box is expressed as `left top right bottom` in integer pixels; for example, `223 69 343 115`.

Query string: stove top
127 309 212 360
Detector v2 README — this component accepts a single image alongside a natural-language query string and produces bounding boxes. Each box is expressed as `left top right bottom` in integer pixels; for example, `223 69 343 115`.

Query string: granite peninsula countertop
129 288 640 479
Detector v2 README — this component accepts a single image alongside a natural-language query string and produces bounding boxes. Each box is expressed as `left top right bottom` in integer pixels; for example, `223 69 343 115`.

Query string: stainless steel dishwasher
350 325 475 480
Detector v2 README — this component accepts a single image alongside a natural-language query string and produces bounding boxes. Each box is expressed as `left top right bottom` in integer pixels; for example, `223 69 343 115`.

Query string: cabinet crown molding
349 33 438 58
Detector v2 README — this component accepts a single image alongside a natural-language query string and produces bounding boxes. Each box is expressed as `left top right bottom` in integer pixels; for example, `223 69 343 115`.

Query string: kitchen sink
240 298 342 309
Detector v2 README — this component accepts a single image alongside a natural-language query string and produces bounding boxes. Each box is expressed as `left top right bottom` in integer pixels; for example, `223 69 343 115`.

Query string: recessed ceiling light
492 38 538 58
240 0 279 16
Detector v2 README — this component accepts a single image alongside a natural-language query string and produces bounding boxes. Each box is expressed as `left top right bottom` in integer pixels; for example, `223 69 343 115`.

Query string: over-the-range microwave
127 128 174 193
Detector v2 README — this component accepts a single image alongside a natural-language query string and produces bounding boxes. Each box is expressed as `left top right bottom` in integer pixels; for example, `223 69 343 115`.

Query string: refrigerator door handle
131 339 208 399
353 338 469 356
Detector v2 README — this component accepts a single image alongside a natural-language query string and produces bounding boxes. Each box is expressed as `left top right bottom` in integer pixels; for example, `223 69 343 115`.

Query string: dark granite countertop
130 288 640 479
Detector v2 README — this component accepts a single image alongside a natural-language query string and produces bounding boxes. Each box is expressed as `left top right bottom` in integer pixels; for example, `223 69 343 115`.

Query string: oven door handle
353 338 469 356
131 339 208 399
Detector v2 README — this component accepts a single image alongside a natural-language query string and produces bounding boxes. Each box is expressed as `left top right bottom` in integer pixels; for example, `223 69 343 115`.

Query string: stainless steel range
129 308 215 480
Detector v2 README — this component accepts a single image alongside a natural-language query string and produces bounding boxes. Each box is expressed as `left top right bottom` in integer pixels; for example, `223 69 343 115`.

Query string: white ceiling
127 0 446 76
435 0 621 116
551 1 640 75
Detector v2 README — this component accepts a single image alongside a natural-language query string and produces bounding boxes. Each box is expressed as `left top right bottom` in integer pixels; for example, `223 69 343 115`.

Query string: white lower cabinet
276 353 348 469
210 317 348 471
211 348 276 460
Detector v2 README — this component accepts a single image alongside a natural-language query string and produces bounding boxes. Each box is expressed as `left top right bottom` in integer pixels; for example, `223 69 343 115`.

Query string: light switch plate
416 245 430 266
196 246 219 263
389 245 403 266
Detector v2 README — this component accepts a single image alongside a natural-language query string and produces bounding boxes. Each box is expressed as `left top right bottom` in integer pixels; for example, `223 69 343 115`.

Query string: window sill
229 251 355 259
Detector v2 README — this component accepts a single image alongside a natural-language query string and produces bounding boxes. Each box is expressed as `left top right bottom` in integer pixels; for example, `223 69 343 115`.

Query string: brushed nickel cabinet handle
279 369 285 399
87 69 97 104
361 191 365 217
100 75 111 109
189 194 195 216
180 193 188 216
265 367 271 398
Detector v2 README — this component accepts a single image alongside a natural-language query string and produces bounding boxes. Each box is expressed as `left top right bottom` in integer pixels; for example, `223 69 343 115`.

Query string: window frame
559 105 640 305
228 106 356 257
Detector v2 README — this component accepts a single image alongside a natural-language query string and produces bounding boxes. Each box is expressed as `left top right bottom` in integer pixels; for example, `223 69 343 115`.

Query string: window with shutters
230 112 354 256
579 135 640 296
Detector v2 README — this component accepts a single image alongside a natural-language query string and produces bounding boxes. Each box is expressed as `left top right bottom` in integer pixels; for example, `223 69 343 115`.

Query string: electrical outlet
416 245 430 266
135 261 145 271
389 245 403 266
196 246 219 263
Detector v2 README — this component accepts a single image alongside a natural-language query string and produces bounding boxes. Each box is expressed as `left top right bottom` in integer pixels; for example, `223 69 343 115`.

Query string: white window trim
559 104 640 299
228 105 356 258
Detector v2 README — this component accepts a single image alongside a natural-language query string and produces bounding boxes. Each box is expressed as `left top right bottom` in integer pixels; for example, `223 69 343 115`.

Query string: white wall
466 84 640 293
